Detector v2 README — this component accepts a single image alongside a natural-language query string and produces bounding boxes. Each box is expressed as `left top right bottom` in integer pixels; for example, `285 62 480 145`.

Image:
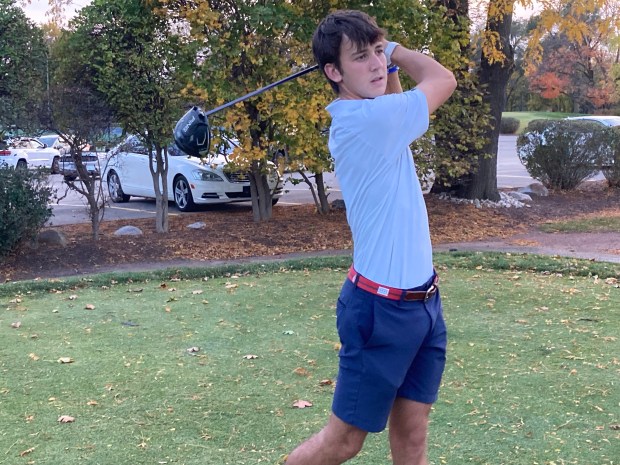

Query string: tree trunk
66 147 105 240
314 172 330 215
298 170 330 215
457 1 515 201
150 144 169 233
249 161 272 222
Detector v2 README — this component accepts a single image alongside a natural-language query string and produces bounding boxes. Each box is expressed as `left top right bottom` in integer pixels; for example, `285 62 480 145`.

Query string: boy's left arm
385 68 403 94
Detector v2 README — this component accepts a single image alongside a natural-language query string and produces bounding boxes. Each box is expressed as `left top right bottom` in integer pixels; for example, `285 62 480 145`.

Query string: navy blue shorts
332 273 447 433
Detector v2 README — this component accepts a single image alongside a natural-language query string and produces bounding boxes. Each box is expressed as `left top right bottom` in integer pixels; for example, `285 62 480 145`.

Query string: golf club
174 64 319 157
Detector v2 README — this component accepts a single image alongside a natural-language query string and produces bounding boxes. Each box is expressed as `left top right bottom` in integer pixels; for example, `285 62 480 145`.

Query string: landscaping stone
331 199 346 210
519 182 549 197
37 229 68 247
507 191 532 202
114 226 143 236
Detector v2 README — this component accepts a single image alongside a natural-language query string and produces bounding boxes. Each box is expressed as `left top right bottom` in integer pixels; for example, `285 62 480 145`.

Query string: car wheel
107 171 130 202
51 156 60 174
16 159 27 171
272 197 279 206
174 175 196 212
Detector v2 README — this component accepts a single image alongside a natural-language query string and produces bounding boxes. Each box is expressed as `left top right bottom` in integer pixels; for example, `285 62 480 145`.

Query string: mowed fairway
1 257 618 464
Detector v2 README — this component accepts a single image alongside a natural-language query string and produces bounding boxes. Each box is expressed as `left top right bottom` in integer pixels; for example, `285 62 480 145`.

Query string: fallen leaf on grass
58 357 74 364
9 298 22 303
10 321 21 328
68 295 78 300
19 447 35 457
319 379 333 386
192 290 203 295
187 347 200 354
28 353 40 361
282 330 295 335
610 424 620 430
127 288 144 293
87 400 98 406
292 400 313 409
243 354 259 359
85 304 95 310
293 367 310 377
58 415 75 423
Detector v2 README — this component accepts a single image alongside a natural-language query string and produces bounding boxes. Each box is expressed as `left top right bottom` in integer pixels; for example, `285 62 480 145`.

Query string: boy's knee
332 434 364 462
319 423 366 461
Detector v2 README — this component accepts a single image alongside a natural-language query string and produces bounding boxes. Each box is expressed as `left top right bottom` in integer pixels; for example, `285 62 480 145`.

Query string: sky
20 0 91 24
22 0 534 24
21 0 539 26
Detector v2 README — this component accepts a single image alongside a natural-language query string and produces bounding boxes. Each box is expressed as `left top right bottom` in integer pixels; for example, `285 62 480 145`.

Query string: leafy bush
0 167 54 258
601 126 620 188
516 119 610 190
499 117 520 134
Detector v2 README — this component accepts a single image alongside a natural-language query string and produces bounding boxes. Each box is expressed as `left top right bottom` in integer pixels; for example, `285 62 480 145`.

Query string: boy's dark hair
312 10 385 94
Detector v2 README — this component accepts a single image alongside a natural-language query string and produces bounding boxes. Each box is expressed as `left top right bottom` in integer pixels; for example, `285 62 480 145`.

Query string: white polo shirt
326 88 433 289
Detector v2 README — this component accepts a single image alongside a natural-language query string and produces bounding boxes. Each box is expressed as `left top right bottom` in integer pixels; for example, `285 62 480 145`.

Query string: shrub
516 119 610 190
499 117 520 134
0 167 54 258
601 127 620 188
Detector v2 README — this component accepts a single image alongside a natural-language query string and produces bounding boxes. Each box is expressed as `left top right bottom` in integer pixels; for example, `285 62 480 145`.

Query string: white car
0 140 29 169
8 137 61 173
38 134 70 155
103 136 283 211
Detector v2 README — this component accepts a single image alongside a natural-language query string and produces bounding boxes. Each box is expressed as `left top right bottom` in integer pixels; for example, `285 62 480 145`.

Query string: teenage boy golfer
285 10 457 465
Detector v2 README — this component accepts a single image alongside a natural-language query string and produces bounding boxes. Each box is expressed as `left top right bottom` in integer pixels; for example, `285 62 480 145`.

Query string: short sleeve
357 89 429 155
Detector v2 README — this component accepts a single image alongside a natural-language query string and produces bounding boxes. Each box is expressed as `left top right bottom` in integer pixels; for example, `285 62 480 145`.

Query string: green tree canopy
0 0 47 136
68 0 197 232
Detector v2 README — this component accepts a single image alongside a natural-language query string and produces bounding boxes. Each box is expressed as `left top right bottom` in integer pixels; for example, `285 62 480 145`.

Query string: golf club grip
204 65 319 117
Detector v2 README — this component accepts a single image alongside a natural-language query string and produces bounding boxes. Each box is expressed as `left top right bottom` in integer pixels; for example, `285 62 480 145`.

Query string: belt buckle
424 284 437 302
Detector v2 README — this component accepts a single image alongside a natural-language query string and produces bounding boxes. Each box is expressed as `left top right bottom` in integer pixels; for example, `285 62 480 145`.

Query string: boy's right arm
389 44 457 114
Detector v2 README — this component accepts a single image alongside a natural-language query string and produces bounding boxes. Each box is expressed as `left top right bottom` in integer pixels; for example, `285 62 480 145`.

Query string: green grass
1 255 619 464
539 215 620 233
503 111 576 134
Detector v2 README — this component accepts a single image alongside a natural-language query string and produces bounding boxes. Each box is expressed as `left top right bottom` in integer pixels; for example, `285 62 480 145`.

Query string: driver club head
173 106 211 157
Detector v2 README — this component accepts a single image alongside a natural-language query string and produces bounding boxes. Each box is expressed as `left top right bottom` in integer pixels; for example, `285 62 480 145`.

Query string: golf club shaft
204 65 319 117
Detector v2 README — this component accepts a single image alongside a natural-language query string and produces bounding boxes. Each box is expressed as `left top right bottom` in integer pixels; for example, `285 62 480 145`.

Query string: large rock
507 191 532 202
331 199 346 210
37 229 68 247
187 222 206 230
114 225 143 236
519 182 549 197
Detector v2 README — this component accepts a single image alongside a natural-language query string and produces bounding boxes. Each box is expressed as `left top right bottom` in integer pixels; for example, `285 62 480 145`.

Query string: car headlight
192 169 224 182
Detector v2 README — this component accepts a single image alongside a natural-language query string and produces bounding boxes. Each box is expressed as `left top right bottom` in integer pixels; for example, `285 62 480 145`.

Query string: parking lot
47 135 537 226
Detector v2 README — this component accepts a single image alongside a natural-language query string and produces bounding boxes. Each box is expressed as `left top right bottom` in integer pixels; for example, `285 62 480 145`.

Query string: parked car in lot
103 136 283 211
0 139 29 169
38 134 70 155
60 152 103 181
7 137 61 173
565 115 620 127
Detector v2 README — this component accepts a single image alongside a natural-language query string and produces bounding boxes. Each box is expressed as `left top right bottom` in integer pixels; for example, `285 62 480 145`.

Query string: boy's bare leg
285 414 368 465
388 398 432 465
